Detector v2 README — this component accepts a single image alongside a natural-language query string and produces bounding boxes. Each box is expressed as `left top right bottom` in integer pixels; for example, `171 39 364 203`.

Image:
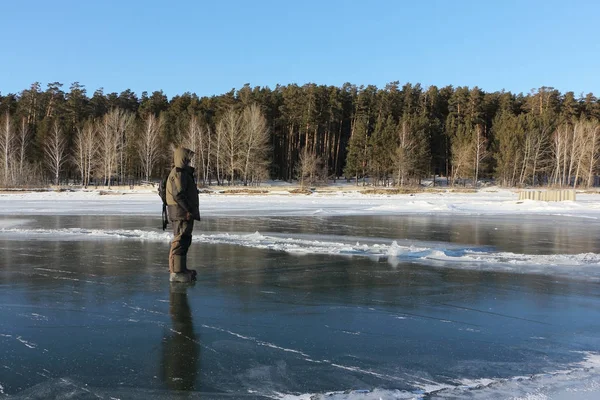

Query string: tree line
0 81 599 188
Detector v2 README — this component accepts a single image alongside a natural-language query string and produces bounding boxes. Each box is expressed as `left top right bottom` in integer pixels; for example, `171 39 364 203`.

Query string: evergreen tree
492 111 525 186
368 115 396 186
344 116 369 185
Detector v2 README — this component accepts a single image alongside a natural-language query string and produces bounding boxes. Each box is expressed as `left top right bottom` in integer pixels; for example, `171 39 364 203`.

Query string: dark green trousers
169 220 194 273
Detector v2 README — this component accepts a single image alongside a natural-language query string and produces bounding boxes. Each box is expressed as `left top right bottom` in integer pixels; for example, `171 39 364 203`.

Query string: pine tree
344 116 369 185
492 111 524 186
368 115 396 186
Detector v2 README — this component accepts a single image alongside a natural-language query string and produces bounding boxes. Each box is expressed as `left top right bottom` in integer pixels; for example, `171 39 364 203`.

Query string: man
166 147 201 282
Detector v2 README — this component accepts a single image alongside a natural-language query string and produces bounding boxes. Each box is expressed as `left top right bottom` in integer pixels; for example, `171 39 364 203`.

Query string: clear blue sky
2 0 599 98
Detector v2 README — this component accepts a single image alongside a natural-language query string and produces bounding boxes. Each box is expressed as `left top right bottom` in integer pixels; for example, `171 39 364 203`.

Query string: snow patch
0 218 32 229
2 188 600 218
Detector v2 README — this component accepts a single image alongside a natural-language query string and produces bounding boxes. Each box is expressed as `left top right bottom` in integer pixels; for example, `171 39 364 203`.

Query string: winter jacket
166 148 200 221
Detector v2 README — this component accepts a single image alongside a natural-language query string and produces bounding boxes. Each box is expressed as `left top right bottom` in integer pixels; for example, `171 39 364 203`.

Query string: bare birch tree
73 121 97 187
221 108 242 185
585 120 600 188
214 119 225 185
530 130 551 186
97 114 118 187
549 120 590 187
16 118 30 180
519 116 552 186
550 124 569 186
137 113 164 182
568 119 600 188
395 120 417 187
0 113 15 185
473 125 488 187
45 121 67 185
451 142 473 185
240 104 270 185
200 125 212 185
106 108 134 185
183 115 212 185
183 115 201 162
247 156 270 185
567 123 581 186
297 148 323 188
73 125 87 186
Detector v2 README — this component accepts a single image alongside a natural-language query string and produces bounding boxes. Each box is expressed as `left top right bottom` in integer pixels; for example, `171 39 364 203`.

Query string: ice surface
2 190 600 398
3 224 600 280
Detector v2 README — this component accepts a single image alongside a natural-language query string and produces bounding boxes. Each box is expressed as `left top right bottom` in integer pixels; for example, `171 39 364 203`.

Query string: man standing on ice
166 147 201 283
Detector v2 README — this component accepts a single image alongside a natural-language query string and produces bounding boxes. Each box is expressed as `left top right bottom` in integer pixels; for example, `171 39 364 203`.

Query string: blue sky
2 0 599 98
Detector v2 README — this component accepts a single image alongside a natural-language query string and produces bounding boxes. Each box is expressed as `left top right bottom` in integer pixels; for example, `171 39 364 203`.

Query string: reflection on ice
161 284 199 391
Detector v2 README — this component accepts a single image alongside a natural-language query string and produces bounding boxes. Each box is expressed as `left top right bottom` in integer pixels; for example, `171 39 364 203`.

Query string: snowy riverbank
1 186 600 219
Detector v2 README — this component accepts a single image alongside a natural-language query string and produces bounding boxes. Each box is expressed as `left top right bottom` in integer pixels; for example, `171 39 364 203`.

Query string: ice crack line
330 363 397 380
34 267 75 274
201 324 403 381
168 328 218 354
201 324 310 358
16 336 37 349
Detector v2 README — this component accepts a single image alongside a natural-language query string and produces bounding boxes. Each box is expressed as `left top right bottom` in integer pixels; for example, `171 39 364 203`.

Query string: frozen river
1 213 600 399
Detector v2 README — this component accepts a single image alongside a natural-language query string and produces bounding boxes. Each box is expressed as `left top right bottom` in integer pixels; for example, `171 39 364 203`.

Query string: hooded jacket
166 148 200 221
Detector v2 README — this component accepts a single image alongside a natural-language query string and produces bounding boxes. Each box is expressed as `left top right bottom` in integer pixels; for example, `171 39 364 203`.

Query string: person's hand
186 212 192 221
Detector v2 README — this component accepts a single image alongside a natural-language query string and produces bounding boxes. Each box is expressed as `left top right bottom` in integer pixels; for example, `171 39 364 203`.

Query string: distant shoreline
2 185 598 198
0 183 520 196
